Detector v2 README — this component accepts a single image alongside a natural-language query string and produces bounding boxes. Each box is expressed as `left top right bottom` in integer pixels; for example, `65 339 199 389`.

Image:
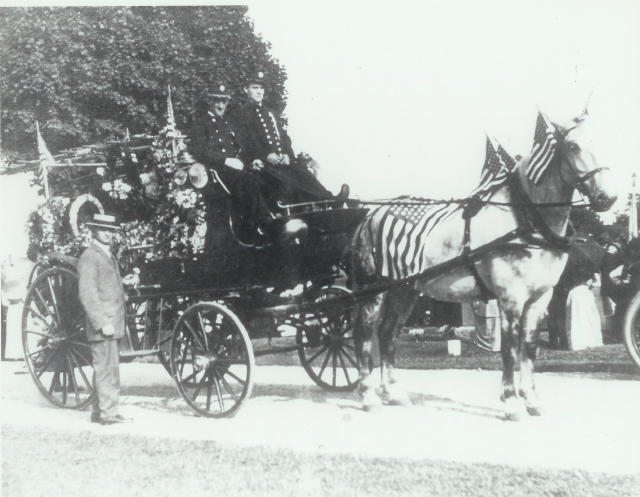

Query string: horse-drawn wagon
21 119 368 418
20 102 619 421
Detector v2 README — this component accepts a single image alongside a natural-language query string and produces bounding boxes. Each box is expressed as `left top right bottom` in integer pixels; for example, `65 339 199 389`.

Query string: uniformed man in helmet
231 71 349 208
189 83 274 234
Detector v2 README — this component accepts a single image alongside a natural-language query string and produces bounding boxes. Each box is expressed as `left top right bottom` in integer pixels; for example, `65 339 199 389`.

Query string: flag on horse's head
36 121 55 198
526 111 558 185
477 135 515 193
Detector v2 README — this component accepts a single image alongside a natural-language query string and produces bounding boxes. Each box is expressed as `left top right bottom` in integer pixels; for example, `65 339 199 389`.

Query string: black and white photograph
1 1 639 495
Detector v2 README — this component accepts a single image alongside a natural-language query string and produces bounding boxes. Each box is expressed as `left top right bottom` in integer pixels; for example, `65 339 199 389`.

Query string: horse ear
582 90 594 117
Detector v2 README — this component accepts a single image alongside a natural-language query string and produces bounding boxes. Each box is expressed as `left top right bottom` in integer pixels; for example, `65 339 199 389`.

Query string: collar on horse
459 172 572 301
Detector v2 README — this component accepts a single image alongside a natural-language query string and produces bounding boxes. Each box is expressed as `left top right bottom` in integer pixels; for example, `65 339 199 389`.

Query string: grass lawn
3 425 638 497
254 331 639 378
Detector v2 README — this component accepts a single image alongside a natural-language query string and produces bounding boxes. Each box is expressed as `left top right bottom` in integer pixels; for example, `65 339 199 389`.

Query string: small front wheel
623 291 640 369
170 302 254 417
295 287 359 392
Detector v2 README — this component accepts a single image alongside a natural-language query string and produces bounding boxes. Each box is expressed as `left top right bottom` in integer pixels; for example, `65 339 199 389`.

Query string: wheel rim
170 302 254 417
22 268 94 409
296 287 359 392
624 294 640 368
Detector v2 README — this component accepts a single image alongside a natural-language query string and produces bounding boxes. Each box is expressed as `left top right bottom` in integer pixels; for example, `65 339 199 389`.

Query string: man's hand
224 158 244 170
251 159 265 171
101 324 115 337
266 153 281 165
281 154 290 166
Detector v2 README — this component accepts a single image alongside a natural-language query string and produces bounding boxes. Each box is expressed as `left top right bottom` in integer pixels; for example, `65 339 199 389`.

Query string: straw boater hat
86 213 120 231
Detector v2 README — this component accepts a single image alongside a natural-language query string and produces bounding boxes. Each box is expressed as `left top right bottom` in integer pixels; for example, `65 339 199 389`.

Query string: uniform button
222 148 226 153
268 140 272 144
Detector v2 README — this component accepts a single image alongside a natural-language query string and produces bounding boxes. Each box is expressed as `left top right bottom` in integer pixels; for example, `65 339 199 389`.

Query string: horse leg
379 287 419 406
353 292 384 411
499 308 526 421
519 291 552 416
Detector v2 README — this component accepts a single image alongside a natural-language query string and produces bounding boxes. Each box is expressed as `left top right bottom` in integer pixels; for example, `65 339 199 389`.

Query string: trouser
261 163 333 205
90 338 120 418
215 167 272 225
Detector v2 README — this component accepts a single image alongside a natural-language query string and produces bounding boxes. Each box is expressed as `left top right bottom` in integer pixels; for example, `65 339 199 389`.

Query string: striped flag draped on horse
368 137 517 280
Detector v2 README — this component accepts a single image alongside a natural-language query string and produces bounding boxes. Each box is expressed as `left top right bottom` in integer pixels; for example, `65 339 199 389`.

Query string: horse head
554 113 617 212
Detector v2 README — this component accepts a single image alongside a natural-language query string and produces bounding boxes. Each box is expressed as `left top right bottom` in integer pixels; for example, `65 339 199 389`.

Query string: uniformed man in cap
78 213 131 425
231 71 349 207
189 84 274 233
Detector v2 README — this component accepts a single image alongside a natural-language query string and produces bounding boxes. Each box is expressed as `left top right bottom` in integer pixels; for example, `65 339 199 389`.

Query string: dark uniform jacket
78 242 126 342
231 103 295 166
190 111 243 170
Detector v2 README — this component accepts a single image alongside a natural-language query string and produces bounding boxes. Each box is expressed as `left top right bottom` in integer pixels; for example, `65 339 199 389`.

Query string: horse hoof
361 390 383 412
503 398 525 422
526 404 543 416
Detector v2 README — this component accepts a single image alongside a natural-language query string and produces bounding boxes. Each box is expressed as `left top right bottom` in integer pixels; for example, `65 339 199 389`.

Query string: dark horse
350 110 616 420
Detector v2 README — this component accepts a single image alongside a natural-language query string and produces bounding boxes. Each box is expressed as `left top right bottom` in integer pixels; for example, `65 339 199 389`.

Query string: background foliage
0 6 287 157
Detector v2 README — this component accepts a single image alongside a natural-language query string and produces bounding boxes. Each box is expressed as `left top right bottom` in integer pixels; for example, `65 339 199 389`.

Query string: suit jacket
231 102 295 166
189 111 243 170
78 242 126 342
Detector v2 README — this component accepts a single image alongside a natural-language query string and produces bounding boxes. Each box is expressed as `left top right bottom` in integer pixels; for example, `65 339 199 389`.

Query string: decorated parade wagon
21 91 368 417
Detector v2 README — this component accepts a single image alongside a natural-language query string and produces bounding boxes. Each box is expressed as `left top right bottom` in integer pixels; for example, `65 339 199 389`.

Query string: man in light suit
78 213 131 425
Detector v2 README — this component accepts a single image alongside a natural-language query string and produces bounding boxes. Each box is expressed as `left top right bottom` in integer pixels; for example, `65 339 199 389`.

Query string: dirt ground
2 360 639 477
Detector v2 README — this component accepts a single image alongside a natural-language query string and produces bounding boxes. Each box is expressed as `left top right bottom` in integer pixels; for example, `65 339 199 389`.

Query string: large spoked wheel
295 286 359 392
22 267 95 409
170 302 254 417
623 291 640 369
126 298 172 373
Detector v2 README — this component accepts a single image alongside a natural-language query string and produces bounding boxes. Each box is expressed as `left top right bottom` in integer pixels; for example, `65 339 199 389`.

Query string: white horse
350 111 616 420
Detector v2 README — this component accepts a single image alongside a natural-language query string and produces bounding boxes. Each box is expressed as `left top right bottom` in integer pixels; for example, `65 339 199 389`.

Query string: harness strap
462 198 495 302
507 174 571 251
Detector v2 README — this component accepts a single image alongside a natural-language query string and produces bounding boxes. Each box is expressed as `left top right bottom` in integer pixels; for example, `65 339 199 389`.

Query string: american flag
526 111 558 185
376 199 460 279
476 136 515 193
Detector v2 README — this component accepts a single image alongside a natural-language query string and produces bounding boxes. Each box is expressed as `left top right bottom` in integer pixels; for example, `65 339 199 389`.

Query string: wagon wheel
170 302 254 417
623 291 640 369
295 286 359 392
22 267 95 409
126 298 172 373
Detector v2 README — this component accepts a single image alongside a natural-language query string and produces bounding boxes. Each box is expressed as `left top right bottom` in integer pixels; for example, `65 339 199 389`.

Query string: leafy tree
0 6 286 156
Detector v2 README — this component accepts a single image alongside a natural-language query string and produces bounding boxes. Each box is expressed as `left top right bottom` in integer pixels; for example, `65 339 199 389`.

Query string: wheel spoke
191 372 207 401
302 344 328 367
36 346 60 378
183 320 206 351
223 368 246 386
197 311 209 351
332 348 337 386
339 346 359 368
61 367 68 404
24 329 54 339
66 356 81 404
26 306 53 329
216 369 240 401
317 346 333 380
46 276 64 327
49 371 61 395
336 349 352 384
68 347 93 392
27 346 50 359
35 286 59 328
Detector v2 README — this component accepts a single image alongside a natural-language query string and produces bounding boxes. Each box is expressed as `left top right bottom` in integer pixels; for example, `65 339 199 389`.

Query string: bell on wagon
173 151 208 188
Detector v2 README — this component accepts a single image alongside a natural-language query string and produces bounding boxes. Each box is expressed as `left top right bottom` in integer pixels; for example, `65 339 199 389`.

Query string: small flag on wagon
165 85 176 134
526 111 558 185
36 121 56 199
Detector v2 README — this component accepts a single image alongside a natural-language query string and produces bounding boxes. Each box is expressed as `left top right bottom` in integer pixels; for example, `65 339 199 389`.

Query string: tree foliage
0 6 286 156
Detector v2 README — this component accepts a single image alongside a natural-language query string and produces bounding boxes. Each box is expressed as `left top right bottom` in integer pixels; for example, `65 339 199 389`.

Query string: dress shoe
333 184 350 208
99 414 132 425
